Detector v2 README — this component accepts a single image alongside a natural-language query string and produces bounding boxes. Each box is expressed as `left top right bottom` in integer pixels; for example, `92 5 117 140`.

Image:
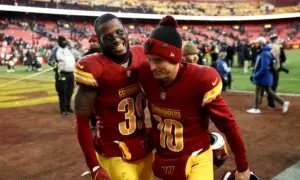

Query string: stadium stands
1 0 299 16
0 0 299 66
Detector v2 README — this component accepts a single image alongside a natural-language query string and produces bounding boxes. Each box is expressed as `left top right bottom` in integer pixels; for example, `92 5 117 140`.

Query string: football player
74 13 153 180
138 15 251 180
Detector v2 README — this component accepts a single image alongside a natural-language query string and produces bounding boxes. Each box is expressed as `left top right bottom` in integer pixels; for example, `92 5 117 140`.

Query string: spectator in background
236 40 245 68
83 34 101 56
279 40 289 73
6 53 15 73
216 52 232 91
268 33 281 108
250 41 258 67
48 36 76 116
226 42 235 67
247 36 289 114
25 48 34 71
182 41 199 64
243 42 251 74
197 43 205 65
210 42 219 67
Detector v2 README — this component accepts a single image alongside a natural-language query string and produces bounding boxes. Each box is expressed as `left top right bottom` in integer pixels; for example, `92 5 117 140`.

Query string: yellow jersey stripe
201 81 222 106
74 72 98 87
74 68 95 79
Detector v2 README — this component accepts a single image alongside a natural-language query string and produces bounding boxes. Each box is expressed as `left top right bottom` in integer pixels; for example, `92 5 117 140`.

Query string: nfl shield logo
127 70 131 77
160 92 166 100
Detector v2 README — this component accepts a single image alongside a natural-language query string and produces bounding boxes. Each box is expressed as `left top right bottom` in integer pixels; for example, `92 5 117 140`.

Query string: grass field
0 49 299 108
230 49 300 93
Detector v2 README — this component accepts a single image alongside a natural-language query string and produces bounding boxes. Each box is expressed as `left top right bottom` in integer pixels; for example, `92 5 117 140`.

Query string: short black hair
57 36 66 42
94 13 119 34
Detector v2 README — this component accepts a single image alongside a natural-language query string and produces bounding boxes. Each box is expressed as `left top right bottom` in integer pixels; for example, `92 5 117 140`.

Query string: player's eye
116 29 126 36
101 34 114 41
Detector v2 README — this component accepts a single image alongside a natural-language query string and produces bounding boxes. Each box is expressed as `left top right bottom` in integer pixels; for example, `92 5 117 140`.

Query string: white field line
228 89 300 97
0 67 54 88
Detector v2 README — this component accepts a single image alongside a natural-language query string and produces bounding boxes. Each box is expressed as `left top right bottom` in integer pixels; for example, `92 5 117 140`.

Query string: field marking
228 89 300 97
233 75 300 81
0 67 54 88
271 161 300 180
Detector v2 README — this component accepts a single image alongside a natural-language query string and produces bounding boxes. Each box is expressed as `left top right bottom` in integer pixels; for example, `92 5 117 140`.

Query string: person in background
210 42 219 68
182 41 199 64
48 36 75 116
247 36 290 114
216 52 232 91
243 41 251 74
267 33 281 108
250 41 258 68
226 42 235 67
279 40 289 74
83 34 101 56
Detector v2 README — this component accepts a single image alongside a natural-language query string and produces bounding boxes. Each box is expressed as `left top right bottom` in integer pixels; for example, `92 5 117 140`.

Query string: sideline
227 89 300 97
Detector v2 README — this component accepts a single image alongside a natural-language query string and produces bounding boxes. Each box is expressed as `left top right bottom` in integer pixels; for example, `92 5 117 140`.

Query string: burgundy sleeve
75 115 99 171
206 95 248 172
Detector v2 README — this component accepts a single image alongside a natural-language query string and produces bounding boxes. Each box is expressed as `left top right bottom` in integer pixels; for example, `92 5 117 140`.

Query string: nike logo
212 77 218 86
170 52 175 57
78 63 84 69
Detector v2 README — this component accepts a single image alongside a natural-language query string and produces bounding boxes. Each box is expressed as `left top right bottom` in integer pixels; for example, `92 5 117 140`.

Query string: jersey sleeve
200 67 223 106
199 67 248 172
74 56 100 87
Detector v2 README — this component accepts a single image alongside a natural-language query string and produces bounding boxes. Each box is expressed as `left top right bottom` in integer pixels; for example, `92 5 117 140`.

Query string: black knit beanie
144 15 182 63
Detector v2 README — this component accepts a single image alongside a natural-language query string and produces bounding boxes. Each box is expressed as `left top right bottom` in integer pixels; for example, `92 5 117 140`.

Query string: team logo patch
160 92 167 100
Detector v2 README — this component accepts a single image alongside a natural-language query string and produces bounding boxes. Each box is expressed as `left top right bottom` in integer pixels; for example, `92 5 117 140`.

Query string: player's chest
146 86 201 118
100 63 138 88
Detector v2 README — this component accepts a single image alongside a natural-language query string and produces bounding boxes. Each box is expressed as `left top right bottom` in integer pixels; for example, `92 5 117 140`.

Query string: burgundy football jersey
74 46 148 155
138 63 224 157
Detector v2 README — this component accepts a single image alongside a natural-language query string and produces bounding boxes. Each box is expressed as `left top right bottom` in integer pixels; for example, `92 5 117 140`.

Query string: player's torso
94 47 148 142
139 63 211 156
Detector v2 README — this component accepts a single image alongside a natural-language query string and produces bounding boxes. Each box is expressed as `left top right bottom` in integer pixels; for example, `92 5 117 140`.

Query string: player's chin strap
222 170 260 180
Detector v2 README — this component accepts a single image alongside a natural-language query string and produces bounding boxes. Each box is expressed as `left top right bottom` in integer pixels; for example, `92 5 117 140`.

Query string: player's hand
235 168 250 180
92 166 110 180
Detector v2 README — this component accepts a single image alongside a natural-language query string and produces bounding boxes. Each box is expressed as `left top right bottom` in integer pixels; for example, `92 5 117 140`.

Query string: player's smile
112 42 126 55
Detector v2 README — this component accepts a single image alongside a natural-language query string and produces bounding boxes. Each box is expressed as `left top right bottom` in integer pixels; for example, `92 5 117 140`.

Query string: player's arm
200 67 249 174
74 84 99 170
74 59 109 179
47 47 58 67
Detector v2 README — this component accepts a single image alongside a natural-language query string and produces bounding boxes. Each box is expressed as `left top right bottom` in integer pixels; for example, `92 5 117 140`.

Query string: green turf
0 65 57 108
229 49 300 94
0 65 55 78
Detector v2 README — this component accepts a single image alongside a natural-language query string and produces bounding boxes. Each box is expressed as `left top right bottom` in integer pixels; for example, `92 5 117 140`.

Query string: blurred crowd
2 0 300 16
0 14 295 77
